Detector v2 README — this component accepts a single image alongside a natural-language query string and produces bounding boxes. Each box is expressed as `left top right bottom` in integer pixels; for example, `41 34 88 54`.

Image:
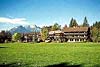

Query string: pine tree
83 16 89 27
69 18 78 27
72 19 78 27
69 18 73 27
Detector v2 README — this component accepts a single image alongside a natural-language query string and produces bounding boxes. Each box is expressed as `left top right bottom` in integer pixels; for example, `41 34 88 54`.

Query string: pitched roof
49 30 63 34
62 27 88 32
49 31 55 34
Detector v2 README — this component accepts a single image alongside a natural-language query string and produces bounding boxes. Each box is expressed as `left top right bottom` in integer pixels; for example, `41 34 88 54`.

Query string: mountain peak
9 25 41 34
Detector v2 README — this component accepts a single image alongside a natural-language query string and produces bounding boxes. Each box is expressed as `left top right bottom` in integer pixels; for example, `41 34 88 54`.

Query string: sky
0 0 100 30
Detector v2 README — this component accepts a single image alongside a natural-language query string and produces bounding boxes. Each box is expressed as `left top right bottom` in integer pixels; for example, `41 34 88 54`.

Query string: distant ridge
9 25 41 34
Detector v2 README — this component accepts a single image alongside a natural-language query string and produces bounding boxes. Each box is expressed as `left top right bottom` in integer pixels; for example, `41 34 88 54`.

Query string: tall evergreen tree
72 19 78 27
69 18 73 27
69 18 78 27
83 16 89 27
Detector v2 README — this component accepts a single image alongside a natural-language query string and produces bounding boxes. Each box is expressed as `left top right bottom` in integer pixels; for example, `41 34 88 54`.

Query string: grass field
0 42 100 67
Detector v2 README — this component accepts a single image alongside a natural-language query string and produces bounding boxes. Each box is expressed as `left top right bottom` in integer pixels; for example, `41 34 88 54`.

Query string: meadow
0 42 100 67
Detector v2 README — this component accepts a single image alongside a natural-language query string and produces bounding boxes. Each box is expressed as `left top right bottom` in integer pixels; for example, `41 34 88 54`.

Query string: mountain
9 25 41 34
24 25 41 32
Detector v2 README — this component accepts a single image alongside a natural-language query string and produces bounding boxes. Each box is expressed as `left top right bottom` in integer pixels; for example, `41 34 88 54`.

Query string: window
70 39 73 41
75 39 79 41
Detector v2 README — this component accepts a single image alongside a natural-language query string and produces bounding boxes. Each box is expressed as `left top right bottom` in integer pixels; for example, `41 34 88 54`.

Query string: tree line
0 16 100 43
41 17 100 42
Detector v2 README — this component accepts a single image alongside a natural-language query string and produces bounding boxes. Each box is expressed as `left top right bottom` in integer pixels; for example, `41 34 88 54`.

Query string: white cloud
0 17 29 25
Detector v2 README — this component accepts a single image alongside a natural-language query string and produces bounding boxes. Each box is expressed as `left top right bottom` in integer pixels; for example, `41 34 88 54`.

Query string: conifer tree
83 16 89 27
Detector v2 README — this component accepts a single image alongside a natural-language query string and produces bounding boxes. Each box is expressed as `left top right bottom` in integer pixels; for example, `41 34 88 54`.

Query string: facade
62 27 90 42
48 27 91 42
21 32 41 42
49 30 64 42
20 27 91 42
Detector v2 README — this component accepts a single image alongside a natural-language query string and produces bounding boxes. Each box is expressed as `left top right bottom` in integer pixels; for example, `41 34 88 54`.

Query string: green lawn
0 42 100 67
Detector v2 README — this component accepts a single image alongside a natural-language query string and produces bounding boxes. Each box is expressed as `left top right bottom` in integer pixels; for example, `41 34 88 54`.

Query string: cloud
0 17 29 25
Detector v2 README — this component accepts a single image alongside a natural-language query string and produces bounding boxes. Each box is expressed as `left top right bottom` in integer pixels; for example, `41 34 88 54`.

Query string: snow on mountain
9 25 41 34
